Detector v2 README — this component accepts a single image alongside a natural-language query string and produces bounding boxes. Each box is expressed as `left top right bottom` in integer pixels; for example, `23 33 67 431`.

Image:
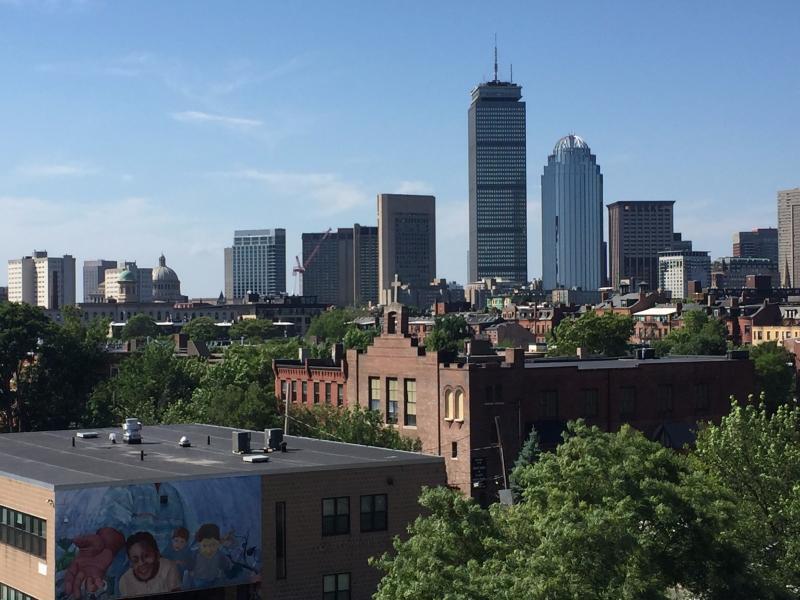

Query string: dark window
323 573 350 600
360 494 387 532
0 505 46 559
291 381 297 403
540 391 558 418
322 497 349 536
337 384 344 407
495 384 503 402
302 381 308 404
582 388 599 417
658 385 673 415
404 379 416 426
280 380 288 401
620 387 636 417
387 378 398 424
325 382 332 404
485 385 493 403
0 583 38 600
451 441 458 458
314 382 320 404
694 383 710 412
276 502 286 579
368 377 380 412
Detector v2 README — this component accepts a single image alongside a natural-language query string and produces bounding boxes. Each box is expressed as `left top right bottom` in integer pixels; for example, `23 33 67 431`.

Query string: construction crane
292 228 332 296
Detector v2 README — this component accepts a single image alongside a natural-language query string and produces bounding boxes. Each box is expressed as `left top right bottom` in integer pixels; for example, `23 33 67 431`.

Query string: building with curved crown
541 134 604 290
152 254 182 302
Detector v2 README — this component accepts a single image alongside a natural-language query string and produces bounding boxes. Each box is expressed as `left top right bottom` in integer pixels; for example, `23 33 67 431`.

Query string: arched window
454 389 464 421
387 311 397 334
445 389 453 420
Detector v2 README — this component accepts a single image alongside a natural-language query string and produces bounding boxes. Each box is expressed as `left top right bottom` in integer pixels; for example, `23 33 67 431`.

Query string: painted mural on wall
54 476 261 599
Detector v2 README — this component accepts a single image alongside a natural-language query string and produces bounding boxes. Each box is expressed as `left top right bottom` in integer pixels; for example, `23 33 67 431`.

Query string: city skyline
0 1 798 297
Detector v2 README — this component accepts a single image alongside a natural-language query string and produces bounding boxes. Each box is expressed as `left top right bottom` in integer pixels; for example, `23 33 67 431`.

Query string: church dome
553 134 590 156
117 269 136 283
152 254 180 283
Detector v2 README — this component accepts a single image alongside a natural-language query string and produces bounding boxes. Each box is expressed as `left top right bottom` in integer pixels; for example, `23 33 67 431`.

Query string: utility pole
283 386 289 435
494 415 508 490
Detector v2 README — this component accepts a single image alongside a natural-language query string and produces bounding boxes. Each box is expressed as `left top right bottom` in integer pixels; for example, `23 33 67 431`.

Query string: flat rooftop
0 424 440 490
524 355 744 370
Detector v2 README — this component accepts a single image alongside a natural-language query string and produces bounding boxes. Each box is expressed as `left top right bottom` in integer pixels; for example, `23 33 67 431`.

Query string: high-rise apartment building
778 188 800 287
83 259 116 302
541 134 603 290
608 201 675 290
658 250 711 299
468 62 527 283
378 194 436 303
224 229 286 300
7 251 76 309
732 228 778 264
301 225 378 307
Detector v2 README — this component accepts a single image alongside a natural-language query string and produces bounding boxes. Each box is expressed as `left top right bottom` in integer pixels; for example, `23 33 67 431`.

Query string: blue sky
1 0 798 297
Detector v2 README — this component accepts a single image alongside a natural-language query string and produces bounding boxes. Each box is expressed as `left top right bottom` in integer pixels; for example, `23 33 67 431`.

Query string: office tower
778 188 800 287
670 233 693 252
378 194 436 303
732 228 778 264
711 257 778 289
541 134 603 290
7 251 76 309
83 259 116 302
468 55 527 283
224 229 286 300
302 225 379 307
658 250 711 299
607 201 675 290
0 287 6 303
101 262 153 303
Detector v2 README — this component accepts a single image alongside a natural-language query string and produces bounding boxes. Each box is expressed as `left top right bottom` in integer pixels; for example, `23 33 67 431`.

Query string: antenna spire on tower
493 33 498 81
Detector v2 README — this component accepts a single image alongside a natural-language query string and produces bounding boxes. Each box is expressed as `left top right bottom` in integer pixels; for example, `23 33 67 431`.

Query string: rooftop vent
232 431 251 454
122 418 142 444
243 454 270 463
264 428 283 451
76 431 98 439
179 436 191 448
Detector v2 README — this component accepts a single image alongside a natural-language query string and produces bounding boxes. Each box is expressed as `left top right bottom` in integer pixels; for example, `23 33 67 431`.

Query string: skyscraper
608 201 675 290
378 194 436 303
732 228 778 264
468 54 526 283
301 224 378 307
83 259 116 302
658 250 711 299
224 229 286 300
7 251 76 309
777 188 800 287
541 134 603 290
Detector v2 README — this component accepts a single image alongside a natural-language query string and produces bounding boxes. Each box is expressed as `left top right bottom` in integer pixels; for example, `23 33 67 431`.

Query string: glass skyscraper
468 71 527 283
541 134 603 290
224 228 286 300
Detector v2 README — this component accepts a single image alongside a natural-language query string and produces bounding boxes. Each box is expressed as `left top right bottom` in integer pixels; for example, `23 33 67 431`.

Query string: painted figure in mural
191 523 233 586
118 532 181 595
161 527 194 580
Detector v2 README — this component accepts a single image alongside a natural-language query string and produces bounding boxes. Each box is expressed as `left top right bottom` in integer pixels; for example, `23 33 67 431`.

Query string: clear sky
1 0 798 298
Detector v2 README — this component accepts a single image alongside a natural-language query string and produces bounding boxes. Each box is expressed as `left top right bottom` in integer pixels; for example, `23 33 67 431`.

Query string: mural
54 476 261 599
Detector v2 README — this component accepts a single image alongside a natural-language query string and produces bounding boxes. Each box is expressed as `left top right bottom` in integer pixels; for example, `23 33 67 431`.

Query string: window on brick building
0 583 38 600
302 381 308 404
281 380 288 401
369 377 381 412
360 494 387 532
291 381 297 404
454 389 464 421
582 389 599 417
314 382 320 404
404 379 417 426
445 389 454 420
276 502 287 579
540 391 558 418
694 383 710 413
325 382 332 404
337 384 344 406
387 378 398 424
322 497 349 536
323 573 350 600
620 387 636 417
451 441 458 458
0 505 46 559
658 385 674 415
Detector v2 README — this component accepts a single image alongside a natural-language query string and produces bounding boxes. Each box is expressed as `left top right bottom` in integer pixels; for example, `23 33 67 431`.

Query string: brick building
0 423 444 600
274 304 756 506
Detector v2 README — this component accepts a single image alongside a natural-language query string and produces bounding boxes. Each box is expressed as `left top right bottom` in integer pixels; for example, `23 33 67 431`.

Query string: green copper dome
117 269 136 283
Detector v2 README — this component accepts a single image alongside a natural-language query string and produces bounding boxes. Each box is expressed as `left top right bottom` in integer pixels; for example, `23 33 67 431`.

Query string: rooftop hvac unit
122 418 142 444
243 454 270 463
232 431 251 454
264 428 284 451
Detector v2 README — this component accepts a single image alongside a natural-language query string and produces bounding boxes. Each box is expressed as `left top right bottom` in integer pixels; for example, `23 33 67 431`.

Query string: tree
509 427 540 501
653 310 727 357
306 308 362 343
694 399 800 596
228 318 276 343
0 302 50 431
749 342 795 408
120 314 160 341
547 311 633 357
342 326 377 352
181 316 220 343
424 314 470 355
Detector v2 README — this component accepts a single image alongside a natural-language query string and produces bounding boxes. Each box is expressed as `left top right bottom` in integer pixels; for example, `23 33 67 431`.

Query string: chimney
298 347 310 362
576 347 587 359
504 347 524 367
331 342 344 364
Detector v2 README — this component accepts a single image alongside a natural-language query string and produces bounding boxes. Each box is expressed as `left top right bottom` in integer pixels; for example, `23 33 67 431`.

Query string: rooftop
0 424 440 490
523 355 744 370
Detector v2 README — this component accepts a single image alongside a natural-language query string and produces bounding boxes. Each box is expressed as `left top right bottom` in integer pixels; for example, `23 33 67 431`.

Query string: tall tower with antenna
468 41 527 284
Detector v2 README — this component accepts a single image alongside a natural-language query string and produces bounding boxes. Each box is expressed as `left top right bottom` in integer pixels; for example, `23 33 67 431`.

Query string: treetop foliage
547 310 633 357
425 314 471 355
654 310 727 357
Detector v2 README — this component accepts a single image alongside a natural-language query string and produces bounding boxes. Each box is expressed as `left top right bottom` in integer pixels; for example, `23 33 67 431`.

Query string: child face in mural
172 535 187 552
199 536 221 559
128 540 160 581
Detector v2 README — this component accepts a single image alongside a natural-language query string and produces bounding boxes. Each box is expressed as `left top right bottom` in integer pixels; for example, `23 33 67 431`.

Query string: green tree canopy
653 310 727 357
228 318 276 343
424 314 471 355
749 342 795 408
342 326 377 352
181 316 221 343
306 308 363 343
547 311 633 357
120 314 160 341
